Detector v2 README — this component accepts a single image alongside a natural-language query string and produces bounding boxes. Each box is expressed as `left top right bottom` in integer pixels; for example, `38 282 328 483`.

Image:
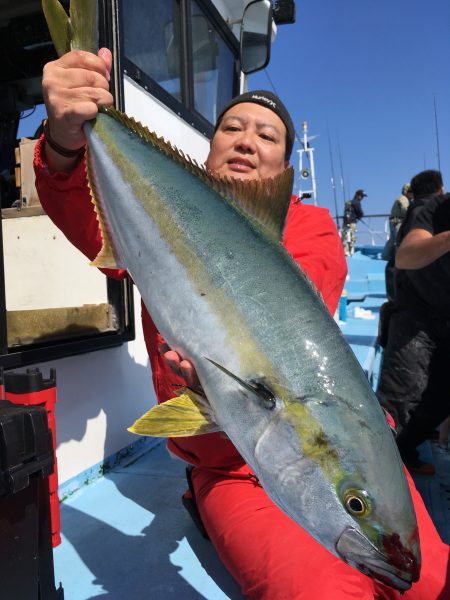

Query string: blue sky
250 0 450 220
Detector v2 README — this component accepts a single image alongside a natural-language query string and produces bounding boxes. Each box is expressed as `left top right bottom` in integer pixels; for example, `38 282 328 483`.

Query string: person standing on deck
342 189 367 256
35 47 450 599
382 182 414 301
377 171 449 477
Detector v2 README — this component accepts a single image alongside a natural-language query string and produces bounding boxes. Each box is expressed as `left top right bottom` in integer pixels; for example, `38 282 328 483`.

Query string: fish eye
343 489 372 518
251 382 276 410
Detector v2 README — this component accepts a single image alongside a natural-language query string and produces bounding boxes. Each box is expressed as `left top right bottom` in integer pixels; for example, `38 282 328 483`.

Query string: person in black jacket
341 189 367 255
377 170 448 476
344 188 366 225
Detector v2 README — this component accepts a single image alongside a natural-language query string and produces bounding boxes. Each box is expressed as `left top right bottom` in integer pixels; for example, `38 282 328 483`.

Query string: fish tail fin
42 0 98 57
70 0 99 53
42 0 72 57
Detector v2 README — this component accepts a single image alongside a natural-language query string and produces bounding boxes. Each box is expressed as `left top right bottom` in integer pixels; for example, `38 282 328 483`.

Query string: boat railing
337 213 390 251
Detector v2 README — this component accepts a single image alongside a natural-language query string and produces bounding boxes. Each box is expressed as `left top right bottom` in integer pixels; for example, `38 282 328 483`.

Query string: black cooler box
0 400 64 599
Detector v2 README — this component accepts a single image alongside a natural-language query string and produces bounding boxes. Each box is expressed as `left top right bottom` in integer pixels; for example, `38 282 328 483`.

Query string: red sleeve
33 135 126 281
282 197 347 315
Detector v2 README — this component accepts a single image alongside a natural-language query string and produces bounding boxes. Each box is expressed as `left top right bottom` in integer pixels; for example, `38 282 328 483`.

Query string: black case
0 401 64 599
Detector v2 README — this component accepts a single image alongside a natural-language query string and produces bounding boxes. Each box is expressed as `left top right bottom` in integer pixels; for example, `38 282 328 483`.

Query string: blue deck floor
54 442 243 600
53 249 449 598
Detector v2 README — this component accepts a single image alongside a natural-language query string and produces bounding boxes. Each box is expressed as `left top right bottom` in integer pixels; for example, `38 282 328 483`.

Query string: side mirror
240 0 272 74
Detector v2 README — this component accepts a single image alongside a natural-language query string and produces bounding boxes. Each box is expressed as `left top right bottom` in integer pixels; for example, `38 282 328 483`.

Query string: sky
249 0 450 223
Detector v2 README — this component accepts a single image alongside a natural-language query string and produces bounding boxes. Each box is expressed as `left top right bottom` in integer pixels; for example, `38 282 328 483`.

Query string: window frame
119 0 240 139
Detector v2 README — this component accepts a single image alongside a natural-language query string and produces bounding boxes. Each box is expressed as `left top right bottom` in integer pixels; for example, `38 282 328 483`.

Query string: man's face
205 102 288 181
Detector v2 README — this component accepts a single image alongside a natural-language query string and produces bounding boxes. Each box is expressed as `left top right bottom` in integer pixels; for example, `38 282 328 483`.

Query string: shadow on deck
54 442 243 599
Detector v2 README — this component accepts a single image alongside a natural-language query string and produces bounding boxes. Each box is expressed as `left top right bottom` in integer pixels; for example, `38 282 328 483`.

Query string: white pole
297 121 318 205
310 146 317 206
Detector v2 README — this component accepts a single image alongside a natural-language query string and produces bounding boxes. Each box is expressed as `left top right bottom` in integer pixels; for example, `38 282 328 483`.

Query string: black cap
215 90 295 160
355 189 367 198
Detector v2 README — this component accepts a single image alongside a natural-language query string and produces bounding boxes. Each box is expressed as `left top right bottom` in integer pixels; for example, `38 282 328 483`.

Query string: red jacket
34 136 347 468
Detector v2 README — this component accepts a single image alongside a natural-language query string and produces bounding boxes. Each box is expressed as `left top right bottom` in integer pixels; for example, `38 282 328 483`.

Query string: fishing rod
327 123 339 227
433 95 441 172
337 134 347 210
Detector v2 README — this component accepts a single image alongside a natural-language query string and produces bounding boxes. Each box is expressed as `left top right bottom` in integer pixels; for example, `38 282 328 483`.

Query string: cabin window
122 0 183 103
190 0 236 125
121 0 239 136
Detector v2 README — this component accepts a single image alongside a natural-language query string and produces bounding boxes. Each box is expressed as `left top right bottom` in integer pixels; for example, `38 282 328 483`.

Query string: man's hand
159 344 201 390
160 345 229 438
42 48 113 171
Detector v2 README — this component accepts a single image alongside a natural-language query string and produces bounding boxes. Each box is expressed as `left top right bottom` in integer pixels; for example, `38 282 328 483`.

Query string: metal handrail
338 214 390 247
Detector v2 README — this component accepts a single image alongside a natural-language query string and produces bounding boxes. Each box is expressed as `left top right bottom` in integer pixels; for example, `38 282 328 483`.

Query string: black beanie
215 90 295 160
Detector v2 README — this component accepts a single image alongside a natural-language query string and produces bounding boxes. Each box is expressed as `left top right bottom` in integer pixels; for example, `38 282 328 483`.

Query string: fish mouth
336 527 420 591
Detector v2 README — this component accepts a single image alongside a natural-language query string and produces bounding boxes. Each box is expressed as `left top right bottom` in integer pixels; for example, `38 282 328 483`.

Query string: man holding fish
35 44 449 599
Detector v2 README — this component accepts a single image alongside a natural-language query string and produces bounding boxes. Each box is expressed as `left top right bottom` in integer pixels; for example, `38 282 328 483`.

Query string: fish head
252 392 421 591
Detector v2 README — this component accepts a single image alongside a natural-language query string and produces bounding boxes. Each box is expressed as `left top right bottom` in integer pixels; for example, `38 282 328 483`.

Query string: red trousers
192 463 450 599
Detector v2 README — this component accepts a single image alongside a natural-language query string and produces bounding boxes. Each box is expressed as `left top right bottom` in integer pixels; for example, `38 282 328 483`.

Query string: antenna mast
297 121 317 205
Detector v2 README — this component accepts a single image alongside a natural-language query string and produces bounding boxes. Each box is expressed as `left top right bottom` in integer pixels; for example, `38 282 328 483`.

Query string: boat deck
53 249 450 599
54 442 242 599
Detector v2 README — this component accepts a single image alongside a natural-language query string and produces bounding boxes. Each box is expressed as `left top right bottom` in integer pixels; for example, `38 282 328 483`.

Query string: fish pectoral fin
128 391 221 437
205 357 277 409
205 357 255 393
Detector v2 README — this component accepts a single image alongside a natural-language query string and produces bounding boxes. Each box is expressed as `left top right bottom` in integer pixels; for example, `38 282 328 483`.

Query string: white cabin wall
4 216 107 311
123 76 210 162
213 0 249 39
28 290 153 484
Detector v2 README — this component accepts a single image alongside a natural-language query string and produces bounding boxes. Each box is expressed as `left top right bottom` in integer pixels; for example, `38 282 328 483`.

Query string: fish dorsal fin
212 169 294 241
128 389 220 438
102 107 294 241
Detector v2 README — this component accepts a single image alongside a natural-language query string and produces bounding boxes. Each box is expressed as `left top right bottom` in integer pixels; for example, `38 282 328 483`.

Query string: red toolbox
4 368 61 547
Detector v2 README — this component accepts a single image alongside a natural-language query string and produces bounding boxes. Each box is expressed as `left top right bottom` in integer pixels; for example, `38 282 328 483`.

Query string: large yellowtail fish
43 0 420 589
